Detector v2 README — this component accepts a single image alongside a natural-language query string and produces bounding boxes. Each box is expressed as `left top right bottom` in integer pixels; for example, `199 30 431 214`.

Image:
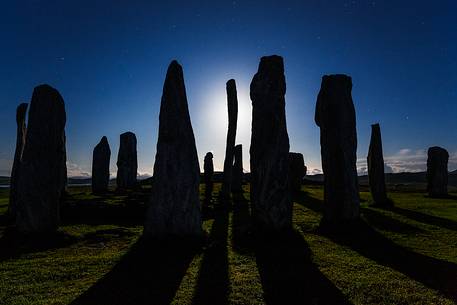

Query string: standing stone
116 132 137 190
221 79 238 198
8 103 28 220
315 74 360 226
16 84 67 233
144 60 202 238
92 136 111 193
289 152 305 193
250 55 291 230
367 123 389 206
427 146 449 197
204 152 214 204
231 144 243 193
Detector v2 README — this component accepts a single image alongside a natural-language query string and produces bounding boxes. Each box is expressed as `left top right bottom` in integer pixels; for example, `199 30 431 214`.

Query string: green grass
0 184 456 304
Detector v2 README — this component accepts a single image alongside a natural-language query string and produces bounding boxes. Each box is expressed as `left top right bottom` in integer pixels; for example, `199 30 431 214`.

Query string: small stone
427 146 449 197
116 132 137 190
289 152 305 193
92 136 111 193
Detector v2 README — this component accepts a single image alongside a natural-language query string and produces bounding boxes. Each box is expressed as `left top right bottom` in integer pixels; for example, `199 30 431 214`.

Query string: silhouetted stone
232 144 243 193
144 60 202 238
250 55 291 230
116 132 137 190
221 79 238 198
427 146 449 197
367 123 389 206
16 84 67 233
204 152 214 204
289 152 305 193
8 103 28 220
92 136 111 193
315 74 360 226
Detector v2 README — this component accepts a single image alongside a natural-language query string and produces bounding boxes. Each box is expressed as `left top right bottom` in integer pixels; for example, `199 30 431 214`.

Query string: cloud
0 158 12 176
66 161 90 178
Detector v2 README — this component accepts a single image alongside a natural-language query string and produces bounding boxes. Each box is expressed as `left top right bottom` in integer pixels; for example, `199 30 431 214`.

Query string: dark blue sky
0 0 456 177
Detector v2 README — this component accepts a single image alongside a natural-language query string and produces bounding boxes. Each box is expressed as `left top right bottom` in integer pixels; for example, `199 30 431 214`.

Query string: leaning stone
367 123 390 206
16 84 67 233
144 60 202 238
427 146 449 197
289 152 305 193
221 79 238 198
315 74 360 226
8 103 28 220
116 132 137 190
250 55 292 231
204 152 214 204
92 136 111 193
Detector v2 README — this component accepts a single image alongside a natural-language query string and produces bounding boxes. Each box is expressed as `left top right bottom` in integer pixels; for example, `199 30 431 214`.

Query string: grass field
0 184 456 305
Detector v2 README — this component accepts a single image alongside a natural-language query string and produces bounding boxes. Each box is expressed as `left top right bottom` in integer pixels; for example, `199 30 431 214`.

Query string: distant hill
305 171 457 187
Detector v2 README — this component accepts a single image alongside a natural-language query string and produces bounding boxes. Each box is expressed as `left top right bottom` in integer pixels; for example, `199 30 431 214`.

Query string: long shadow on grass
61 190 147 227
71 236 201 305
233 192 351 305
390 206 457 232
192 204 230 305
231 192 253 254
254 229 352 305
0 228 78 262
296 191 457 302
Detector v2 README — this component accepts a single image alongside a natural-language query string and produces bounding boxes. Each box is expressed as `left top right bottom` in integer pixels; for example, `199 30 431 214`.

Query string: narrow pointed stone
116 132 137 190
221 79 238 198
8 103 28 220
289 152 305 193
92 136 111 193
204 152 214 204
144 60 202 238
16 84 67 233
315 74 360 226
367 123 389 206
231 144 243 193
250 55 291 230
427 146 448 197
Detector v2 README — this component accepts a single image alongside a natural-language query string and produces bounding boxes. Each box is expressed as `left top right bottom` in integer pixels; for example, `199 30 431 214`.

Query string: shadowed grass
0 184 456 304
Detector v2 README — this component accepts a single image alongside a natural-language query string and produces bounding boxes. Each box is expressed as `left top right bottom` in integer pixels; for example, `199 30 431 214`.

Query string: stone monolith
315 74 360 226
204 152 214 204
289 152 305 193
116 132 137 189
16 85 67 233
221 79 238 198
232 144 243 193
92 136 111 193
250 55 291 230
8 103 28 220
367 123 389 206
427 146 448 197
144 60 202 238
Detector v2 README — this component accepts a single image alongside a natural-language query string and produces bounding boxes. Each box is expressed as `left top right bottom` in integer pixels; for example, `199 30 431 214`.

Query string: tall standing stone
427 146 449 197
144 60 202 238
116 132 137 190
92 136 111 193
232 144 243 193
367 123 389 206
8 103 28 220
250 55 291 230
221 79 238 198
16 85 67 233
204 152 214 204
289 152 305 193
315 74 360 226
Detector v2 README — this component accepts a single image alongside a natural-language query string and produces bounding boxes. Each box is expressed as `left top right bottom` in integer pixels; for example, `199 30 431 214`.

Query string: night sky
0 1 456 177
